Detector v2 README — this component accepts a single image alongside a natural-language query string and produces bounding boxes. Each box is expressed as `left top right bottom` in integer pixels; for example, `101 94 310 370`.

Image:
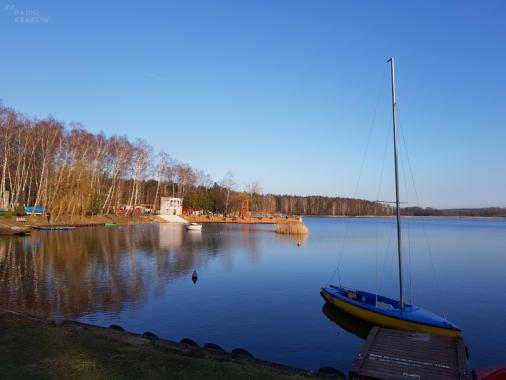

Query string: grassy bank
0 214 166 235
0 311 342 380
24 214 166 226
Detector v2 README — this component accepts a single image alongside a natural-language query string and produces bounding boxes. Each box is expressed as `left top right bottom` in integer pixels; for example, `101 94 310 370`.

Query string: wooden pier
34 226 77 231
184 215 302 224
350 327 469 380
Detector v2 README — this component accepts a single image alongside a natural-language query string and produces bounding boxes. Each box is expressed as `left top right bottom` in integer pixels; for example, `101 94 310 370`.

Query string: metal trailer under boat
321 286 461 337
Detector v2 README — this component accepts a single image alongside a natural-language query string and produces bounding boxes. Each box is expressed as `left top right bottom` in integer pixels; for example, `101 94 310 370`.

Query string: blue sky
1 0 505 208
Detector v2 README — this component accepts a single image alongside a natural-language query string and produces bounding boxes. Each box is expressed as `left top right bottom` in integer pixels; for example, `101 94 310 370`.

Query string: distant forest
401 207 506 217
0 105 503 220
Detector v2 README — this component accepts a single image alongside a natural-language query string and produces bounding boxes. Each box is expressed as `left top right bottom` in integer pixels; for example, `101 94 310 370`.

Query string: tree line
402 207 506 217
0 105 207 219
1 105 502 220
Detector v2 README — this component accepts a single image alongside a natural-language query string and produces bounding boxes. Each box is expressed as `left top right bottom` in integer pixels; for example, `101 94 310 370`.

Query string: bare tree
127 139 152 212
0 104 400 219
102 136 133 213
196 170 213 189
244 180 262 211
174 163 196 199
220 171 235 216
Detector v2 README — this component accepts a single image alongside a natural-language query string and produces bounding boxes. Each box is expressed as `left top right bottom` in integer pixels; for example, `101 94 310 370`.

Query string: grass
275 223 309 235
0 311 313 380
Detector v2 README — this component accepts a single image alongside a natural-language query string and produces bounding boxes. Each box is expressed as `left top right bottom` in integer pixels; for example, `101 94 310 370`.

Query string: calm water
1 217 505 371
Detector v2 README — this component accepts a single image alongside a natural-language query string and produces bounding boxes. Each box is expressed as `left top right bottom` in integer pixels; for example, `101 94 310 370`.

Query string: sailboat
320 58 461 337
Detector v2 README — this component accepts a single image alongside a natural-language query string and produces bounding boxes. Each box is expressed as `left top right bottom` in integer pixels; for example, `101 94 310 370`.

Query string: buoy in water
192 270 198 283
297 241 302 246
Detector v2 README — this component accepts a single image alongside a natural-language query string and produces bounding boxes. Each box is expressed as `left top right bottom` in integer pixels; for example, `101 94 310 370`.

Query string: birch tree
220 171 235 216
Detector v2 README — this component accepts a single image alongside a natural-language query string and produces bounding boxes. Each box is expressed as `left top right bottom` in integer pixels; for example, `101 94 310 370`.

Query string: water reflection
1 217 505 371
0 224 227 319
274 232 308 245
322 302 372 340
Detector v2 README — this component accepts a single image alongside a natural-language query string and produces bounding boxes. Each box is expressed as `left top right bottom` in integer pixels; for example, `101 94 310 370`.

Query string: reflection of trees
240 225 261 262
0 225 228 319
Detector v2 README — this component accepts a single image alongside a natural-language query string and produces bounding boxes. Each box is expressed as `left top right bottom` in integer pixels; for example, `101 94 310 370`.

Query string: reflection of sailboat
321 58 461 337
321 298 371 339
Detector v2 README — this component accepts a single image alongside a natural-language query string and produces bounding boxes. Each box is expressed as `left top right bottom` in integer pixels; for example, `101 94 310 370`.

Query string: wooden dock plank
351 326 380 374
349 327 470 380
368 346 457 362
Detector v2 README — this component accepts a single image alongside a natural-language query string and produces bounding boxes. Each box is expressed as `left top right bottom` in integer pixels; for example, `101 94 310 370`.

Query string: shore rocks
203 343 224 352
316 366 346 378
179 338 199 347
5 310 346 378
231 348 254 360
142 331 159 340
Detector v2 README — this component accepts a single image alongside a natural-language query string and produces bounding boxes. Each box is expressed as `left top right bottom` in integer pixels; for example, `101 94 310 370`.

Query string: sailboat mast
388 57 404 309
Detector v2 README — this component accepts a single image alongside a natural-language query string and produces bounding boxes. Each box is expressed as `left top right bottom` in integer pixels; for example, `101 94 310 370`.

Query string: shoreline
0 214 166 235
185 215 302 224
302 214 506 219
2 213 504 235
0 309 344 379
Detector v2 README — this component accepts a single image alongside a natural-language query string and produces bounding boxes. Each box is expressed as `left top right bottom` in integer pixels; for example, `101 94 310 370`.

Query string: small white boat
185 223 202 231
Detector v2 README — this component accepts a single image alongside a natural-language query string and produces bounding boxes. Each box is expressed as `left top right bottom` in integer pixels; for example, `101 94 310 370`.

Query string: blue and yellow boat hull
321 286 461 337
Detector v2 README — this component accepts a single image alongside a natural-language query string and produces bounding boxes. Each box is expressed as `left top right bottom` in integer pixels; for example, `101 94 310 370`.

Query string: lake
1 217 505 372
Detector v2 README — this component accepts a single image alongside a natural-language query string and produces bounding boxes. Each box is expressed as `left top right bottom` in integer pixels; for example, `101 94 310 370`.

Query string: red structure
240 199 249 217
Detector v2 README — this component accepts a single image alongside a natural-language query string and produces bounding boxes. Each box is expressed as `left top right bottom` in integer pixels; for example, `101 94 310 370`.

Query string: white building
160 197 182 216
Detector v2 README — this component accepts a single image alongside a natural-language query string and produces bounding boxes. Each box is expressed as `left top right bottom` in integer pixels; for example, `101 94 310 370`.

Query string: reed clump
275 223 308 235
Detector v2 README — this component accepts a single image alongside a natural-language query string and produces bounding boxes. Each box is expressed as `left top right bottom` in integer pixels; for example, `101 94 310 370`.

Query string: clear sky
1 0 505 208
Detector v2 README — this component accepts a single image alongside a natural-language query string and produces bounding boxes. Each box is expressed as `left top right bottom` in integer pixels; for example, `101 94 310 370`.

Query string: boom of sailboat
321 57 461 337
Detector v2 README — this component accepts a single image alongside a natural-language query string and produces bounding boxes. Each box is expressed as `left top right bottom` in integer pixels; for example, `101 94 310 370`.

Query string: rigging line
375 213 379 305
374 122 391 296
407 218 414 304
325 64 388 287
352 64 388 198
377 218 396 294
399 145 414 304
397 112 447 318
325 253 343 287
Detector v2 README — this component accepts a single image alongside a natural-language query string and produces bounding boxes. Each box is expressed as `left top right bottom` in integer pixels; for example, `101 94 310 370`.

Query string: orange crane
240 199 250 217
